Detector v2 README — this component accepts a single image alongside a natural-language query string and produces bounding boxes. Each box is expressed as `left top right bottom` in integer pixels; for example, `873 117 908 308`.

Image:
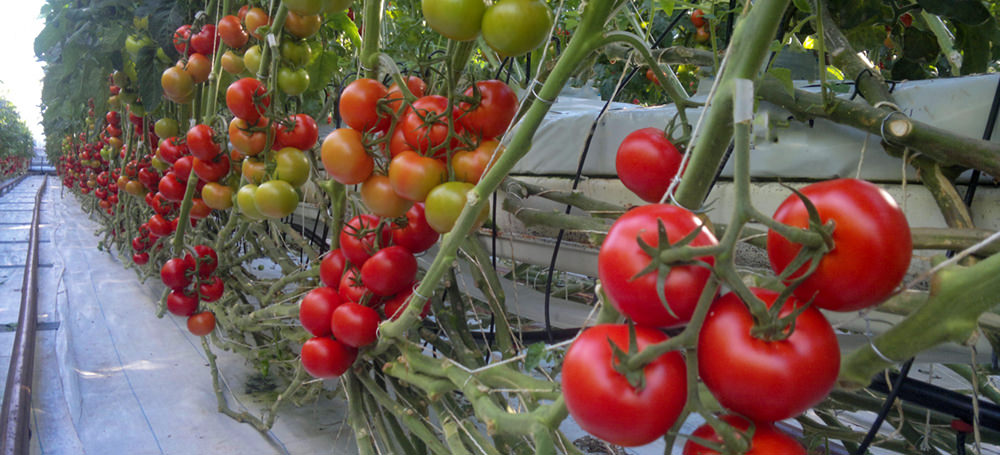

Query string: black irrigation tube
0 176 47 454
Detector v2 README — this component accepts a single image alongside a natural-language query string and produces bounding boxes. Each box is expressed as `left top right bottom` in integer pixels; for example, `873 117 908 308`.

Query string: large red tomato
339 214 391 266
391 203 440 254
766 178 911 312
697 288 840 422
360 246 417 296
301 337 357 378
300 287 343 336
616 128 684 203
226 78 270 123
402 95 457 157
275 113 319 150
330 302 380 348
598 204 717 327
339 78 389 133
459 80 518 139
319 249 347 288
682 415 806 454
562 324 686 447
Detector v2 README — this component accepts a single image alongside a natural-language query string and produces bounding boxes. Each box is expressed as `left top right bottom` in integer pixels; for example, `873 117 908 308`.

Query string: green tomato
281 40 314 68
151 155 170 172
282 0 322 15
154 118 179 138
481 0 553 57
422 0 486 41
125 34 153 60
244 45 263 75
424 181 488 233
277 66 310 96
254 180 299 218
273 147 311 187
237 184 266 220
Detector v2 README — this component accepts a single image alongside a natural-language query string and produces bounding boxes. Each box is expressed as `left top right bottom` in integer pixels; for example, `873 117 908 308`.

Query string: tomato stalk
254 4 288 81
359 0 385 78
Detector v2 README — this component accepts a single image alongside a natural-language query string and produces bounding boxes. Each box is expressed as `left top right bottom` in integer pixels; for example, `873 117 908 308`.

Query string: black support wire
540 12 686 341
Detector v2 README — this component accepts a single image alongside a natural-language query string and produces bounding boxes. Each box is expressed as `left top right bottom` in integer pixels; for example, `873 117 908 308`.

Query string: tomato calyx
632 218 716 319
607 322 647 390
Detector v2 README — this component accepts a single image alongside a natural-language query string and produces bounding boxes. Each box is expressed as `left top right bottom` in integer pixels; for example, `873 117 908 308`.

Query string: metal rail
0 175 27 198
0 176 47 454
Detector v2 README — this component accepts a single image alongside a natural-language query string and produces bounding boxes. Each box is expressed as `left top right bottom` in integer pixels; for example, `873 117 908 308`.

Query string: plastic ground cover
2 176 356 455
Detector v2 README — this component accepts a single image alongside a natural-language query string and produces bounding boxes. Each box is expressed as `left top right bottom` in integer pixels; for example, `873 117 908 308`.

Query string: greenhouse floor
0 175 355 455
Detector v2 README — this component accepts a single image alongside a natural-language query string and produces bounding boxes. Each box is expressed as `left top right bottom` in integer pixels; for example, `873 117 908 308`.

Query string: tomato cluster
160 245 222 336
423 0 554 57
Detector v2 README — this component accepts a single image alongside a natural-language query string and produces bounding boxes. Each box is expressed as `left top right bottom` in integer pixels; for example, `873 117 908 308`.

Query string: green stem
359 0 384 77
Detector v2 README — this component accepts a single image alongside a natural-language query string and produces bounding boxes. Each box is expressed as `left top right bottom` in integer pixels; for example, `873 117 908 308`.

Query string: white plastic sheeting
16 178 355 455
511 74 1000 181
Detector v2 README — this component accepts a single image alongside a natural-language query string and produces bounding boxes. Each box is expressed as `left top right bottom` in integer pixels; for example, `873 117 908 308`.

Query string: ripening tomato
331 302 380 347
361 246 417 296
340 214 391 266
187 312 216 336
562 324 687 447
391 203 439 254
698 289 840 422
229 117 271 157
189 197 213 219
423 0 486 41
616 127 684 203
301 336 357 378
401 95 456 156
254 179 299 218
273 147 311 187
459 80 518 139
452 139 501 184
321 128 374 185
220 50 245 74
694 26 710 43
388 150 447 202
339 79 390 133
767 178 911 312
424 182 487 233
167 289 199 316
237 184 266 220
241 158 267 184
217 15 249 48
284 11 321 38
300 287 343 336
243 45 263 74
682 415 806 455
226 78 270 123
598 204 717 327
319 249 347 288
161 65 195 103
361 174 413 218
244 7 271 39
202 182 234 210
481 0 553 57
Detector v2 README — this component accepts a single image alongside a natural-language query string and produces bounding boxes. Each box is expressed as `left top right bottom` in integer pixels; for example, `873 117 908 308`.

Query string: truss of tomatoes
160 244 222 336
564 130 913 449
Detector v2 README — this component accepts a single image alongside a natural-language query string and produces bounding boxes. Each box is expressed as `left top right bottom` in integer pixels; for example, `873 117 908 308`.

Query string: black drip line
854 74 1000 455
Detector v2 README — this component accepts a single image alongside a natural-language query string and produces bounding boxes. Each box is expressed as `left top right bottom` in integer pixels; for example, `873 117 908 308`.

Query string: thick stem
359 0 384 77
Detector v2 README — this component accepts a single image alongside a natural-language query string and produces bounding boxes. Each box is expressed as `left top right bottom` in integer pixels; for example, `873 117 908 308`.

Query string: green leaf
523 342 546 371
791 0 811 14
659 0 675 16
136 46 163 113
955 20 998 74
918 0 991 25
768 67 794 96
331 12 362 49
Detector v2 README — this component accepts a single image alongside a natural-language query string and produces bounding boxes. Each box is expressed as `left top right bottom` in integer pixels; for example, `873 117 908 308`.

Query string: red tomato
319 249 347 288
189 197 213 219
167 289 199 316
158 137 188 164
193 154 231 182
698 289 840 422
173 24 192 56
191 244 219 277
244 7 272 39
300 287 343 336
386 76 427 116
402 95 457 157
387 125 410 158
190 24 218 55
186 124 221 161
338 267 373 304
275 113 319 150
616 128 683 203
682 415 806 454
391 203 439 254
339 78 389 133
148 213 173 237
339 214 391 266
459 80 518 139
598 204 717 327
766 178 911 312
158 173 187 201
187 312 216 336
331 302 380 347
321 128 374 185
360 246 417 296
691 9 706 27
172 156 194 181
301 336 357 378
226 78 270 123
388 150 447 202
382 288 430 320
562 324 686 447
217 15 249 48
199 276 225 302
132 252 150 265
452 139 501 184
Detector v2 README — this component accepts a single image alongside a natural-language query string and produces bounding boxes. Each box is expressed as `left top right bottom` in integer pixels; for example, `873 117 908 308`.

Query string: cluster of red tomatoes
561 128 913 451
323 76 517 233
0 156 28 177
298 212 437 378
160 245 222 336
